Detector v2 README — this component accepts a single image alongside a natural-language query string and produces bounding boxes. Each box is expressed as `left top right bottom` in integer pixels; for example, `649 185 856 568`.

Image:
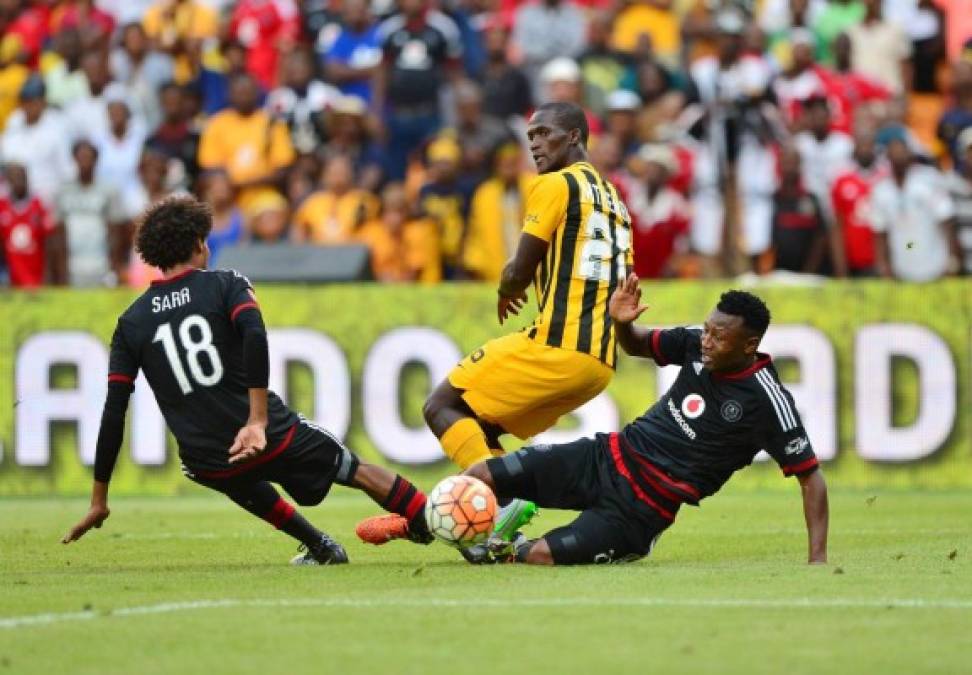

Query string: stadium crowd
0 0 970 287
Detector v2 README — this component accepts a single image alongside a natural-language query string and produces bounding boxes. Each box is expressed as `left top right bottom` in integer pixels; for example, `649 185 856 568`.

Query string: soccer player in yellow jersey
356 101 633 559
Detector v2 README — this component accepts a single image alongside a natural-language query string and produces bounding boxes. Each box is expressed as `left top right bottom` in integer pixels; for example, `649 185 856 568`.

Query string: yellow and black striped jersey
522 161 633 368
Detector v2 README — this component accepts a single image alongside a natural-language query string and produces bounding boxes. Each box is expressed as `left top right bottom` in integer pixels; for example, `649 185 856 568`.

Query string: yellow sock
440 418 493 470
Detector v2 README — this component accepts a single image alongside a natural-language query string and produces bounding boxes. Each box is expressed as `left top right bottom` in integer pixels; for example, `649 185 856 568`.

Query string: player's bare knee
423 382 465 437
422 386 449 433
521 539 555 565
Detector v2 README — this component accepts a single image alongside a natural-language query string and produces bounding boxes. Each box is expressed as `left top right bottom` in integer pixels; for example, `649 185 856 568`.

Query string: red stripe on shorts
608 433 675 521
196 424 297 480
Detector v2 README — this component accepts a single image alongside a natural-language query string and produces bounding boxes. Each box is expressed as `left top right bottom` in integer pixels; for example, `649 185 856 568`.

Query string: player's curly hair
135 195 213 271
717 290 771 337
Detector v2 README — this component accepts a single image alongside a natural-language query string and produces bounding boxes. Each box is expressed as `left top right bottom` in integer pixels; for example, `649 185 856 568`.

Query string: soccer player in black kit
62 196 432 564
465 273 829 565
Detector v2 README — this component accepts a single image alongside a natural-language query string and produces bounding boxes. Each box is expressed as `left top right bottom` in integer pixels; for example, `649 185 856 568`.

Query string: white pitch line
2 596 971 630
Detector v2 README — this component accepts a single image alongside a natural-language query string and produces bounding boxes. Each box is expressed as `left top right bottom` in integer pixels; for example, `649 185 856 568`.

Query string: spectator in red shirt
822 32 892 133
0 162 55 287
48 0 115 49
830 125 888 276
1 0 48 67
228 0 302 90
627 143 691 279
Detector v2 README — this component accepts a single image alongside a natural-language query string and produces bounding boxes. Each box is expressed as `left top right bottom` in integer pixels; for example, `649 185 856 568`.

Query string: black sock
278 510 324 548
265 498 323 547
383 476 430 536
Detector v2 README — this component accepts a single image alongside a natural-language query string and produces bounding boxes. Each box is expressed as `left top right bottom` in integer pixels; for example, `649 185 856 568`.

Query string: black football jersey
619 327 819 503
107 268 298 473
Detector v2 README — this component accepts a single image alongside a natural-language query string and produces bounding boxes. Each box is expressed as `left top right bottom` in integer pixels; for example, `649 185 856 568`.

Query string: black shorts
186 419 356 506
486 434 672 565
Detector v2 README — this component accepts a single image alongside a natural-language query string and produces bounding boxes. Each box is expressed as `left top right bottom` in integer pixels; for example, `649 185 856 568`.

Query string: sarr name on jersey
667 398 697 440
152 288 192 313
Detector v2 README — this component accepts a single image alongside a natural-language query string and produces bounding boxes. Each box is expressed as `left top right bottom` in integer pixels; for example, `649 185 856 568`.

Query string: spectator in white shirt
65 51 144 141
0 75 74 207
943 127 972 274
847 0 912 94
110 22 174 131
513 0 587 96
93 98 148 202
266 49 341 155
51 140 129 287
871 132 960 281
794 95 853 225
43 28 88 109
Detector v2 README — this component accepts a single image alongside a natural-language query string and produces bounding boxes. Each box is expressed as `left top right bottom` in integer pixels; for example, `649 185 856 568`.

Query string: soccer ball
424 475 497 548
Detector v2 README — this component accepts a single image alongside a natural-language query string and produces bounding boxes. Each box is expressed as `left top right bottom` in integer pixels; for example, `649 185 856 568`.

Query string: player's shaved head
527 102 590 173
136 195 213 271
535 101 589 145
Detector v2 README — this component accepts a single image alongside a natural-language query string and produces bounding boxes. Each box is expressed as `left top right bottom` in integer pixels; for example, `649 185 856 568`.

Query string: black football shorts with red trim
186 419 357 506
486 434 672 565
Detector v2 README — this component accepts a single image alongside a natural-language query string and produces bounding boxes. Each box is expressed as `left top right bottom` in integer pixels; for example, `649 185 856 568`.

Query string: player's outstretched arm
62 379 134 543
497 232 547 325
609 273 653 358
798 469 829 564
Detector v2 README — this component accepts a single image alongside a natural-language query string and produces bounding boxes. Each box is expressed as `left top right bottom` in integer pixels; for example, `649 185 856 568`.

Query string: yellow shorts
448 331 613 439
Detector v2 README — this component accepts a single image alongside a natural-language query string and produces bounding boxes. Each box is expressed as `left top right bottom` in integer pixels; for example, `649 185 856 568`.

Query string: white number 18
152 314 223 394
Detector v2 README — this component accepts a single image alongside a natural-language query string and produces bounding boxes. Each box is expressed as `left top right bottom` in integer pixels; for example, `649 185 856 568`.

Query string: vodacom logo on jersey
681 393 706 419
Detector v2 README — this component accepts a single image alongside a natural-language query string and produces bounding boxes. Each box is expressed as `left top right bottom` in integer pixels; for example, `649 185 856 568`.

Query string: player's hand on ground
62 504 110 544
497 291 528 325
609 273 649 324
228 422 268 464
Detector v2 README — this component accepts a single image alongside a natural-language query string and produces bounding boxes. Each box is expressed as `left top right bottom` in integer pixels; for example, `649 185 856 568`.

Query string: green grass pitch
1 487 969 674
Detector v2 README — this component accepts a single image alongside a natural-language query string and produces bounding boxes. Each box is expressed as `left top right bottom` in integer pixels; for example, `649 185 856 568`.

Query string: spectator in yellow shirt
0 35 29 130
143 0 219 83
463 143 534 281
357 182 441 283
611 0 681 64
291 154 379 243
197 73 295 212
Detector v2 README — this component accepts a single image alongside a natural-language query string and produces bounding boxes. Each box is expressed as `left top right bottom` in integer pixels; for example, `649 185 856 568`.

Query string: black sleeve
93 383 133 482
107 319 140 384
222 269 259 323
222 271 269 388
96 321 140 483
645 327 701 366
237 309 270 389
756 377 819 478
